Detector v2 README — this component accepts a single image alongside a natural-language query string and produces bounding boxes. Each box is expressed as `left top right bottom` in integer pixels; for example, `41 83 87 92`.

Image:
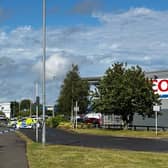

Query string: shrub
58 122 72 129
46 115 65 128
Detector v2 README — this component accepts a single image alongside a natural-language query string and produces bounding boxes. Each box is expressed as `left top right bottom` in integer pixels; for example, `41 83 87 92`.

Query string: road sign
153 105 160 136
74 106 79 112
153 105 160 112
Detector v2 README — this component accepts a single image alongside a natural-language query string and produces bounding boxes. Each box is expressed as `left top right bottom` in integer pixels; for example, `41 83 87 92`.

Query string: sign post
153 105 160 136
74 101 79 129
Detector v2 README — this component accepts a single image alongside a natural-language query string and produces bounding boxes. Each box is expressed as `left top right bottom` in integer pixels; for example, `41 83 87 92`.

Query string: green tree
57 64 89 117
10 101 19 117
19 99 32 116
0 111 5 116
93 62 160 127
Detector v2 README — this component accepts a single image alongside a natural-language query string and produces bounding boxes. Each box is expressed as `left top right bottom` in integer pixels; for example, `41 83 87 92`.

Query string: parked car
8 118 17 128
83 117 101 127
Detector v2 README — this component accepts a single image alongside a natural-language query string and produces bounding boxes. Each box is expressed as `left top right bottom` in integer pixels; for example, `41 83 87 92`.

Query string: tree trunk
123 120 129 130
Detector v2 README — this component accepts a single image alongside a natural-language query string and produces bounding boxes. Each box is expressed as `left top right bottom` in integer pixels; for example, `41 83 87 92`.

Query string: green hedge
46 115 65 128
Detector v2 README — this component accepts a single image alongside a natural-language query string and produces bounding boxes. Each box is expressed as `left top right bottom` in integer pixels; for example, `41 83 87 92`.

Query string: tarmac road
20 127 168 153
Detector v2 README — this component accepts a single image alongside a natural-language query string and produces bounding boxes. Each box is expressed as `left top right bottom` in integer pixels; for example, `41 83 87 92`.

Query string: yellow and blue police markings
16 117 37 129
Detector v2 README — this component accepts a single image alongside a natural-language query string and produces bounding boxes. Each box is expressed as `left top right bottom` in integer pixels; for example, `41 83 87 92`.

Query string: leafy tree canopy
20 99 31 111
10 101 19 117
93 62 161 126
57 64 89 117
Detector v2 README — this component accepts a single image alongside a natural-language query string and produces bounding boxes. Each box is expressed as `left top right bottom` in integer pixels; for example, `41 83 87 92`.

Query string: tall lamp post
42 0 46 145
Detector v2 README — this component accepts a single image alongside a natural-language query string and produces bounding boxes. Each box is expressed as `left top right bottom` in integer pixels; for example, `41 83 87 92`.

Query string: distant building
0 102 11 118
46 105 54 111
83 69 168 128
46 105 55 116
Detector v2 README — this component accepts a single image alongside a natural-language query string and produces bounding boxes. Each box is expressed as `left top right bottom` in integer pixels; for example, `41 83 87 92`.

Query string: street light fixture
42 0 46 145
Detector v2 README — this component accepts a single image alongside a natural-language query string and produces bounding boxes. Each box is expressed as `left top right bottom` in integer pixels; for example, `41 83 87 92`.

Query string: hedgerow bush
46 115 65 128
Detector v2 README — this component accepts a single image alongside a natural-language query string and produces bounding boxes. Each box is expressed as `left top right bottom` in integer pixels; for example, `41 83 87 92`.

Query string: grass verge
17 131 168 168
72 128 168 139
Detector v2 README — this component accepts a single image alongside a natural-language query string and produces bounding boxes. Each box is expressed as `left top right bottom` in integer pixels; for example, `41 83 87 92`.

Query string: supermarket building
83 69 168 128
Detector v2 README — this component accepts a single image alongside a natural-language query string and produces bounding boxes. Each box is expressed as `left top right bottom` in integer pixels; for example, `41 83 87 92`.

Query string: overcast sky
1 0 168 104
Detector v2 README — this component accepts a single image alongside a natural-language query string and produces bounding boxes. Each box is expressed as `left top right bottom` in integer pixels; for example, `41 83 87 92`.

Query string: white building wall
0 102 11 118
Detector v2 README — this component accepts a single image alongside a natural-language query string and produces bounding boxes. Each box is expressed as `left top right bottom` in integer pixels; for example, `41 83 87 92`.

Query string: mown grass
27 144 168 168
58 121 168 138
73 128 168 139
18 131 168 168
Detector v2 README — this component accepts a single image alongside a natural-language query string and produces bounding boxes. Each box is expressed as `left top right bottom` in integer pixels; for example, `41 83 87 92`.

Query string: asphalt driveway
20 127 168 153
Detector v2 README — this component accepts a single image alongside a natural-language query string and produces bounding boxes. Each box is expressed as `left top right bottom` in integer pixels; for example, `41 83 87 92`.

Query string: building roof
82 69 168 85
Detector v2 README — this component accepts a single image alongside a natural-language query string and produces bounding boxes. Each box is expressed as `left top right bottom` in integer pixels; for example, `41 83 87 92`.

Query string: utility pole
153 105 160 136
35 82 39 142
19 100 21 114
74 101 79 129
71 81 74 128
52 105 55 117
42 0 46 145
29 100 32 117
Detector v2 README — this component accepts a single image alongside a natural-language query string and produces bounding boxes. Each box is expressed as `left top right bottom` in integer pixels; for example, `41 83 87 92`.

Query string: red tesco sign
152 79 168 98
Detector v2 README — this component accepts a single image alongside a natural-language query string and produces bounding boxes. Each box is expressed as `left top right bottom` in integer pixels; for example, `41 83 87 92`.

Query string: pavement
0 131 29 168
21 127 168 153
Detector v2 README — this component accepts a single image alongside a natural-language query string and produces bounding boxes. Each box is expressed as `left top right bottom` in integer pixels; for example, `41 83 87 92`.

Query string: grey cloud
0 58 39 101
0 56 15 65
1 8 168 103
0 26 41 60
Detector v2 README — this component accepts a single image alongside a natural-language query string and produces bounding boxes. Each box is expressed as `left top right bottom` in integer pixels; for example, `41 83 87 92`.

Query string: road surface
20 127 168 153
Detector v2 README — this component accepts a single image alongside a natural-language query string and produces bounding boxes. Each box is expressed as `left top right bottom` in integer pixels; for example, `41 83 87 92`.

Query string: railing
101 124 168 131
129 125 168 131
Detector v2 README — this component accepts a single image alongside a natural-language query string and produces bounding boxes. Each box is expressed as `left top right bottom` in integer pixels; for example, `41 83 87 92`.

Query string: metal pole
52 106 55 117
42 0 46 145
19 101 20 114
74 101 79 129
71 82 74 128
155 111 158 136
35 82 39 142
19 100 22 114
29 100 32 117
